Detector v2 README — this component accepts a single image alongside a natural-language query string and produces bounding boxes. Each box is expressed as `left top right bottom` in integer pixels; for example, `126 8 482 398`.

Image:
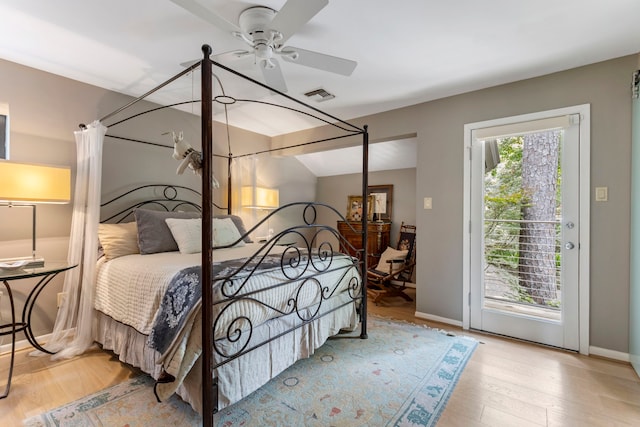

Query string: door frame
462 104 591 355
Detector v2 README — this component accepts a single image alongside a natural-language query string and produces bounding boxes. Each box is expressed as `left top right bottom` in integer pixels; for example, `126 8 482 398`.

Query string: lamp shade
0 161 71 204
241 186 279 209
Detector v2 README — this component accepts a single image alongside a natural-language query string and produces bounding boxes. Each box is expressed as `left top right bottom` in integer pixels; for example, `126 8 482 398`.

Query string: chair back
397 223 416 262
396 223 416 282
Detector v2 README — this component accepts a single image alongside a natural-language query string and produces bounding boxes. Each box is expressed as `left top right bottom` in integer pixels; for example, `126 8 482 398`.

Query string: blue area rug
24 316 477 426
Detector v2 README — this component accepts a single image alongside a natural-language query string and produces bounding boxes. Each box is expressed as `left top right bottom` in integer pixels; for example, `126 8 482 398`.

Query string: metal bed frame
96 44 370 426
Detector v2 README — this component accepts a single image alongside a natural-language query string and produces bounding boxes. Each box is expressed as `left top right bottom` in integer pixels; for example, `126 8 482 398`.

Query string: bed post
227 155 232 214
200 44 216 427
361 125 369 339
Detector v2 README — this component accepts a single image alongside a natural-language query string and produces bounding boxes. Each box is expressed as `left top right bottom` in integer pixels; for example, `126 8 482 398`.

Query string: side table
0 262 77 399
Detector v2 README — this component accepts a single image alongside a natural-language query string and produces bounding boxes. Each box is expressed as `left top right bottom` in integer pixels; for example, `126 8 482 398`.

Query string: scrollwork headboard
100 184 204 223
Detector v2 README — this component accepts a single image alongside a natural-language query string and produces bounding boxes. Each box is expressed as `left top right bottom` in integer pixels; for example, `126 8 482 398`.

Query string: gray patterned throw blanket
147 253 296 357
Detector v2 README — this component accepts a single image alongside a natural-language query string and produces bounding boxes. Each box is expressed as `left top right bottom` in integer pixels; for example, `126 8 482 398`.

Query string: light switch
423 197 432 210
595 187 608 202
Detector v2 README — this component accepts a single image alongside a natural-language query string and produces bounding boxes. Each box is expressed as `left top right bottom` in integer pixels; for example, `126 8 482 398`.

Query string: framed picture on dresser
346 194 375 221
368 184 393 222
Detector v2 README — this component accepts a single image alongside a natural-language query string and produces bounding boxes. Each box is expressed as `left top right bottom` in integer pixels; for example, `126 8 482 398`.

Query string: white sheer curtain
45 120 106 359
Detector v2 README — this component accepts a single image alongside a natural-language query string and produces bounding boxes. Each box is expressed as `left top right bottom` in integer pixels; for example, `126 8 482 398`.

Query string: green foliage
484 137 527 222
508 279 535 304
484 137 527 271
483 135 562 308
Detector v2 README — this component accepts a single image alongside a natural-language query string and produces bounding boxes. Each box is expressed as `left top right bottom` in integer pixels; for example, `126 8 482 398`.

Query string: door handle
565 242 575 250
566 222 575 229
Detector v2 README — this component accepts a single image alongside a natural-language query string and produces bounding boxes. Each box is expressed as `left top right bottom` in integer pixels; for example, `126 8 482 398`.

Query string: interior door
466 106 589 351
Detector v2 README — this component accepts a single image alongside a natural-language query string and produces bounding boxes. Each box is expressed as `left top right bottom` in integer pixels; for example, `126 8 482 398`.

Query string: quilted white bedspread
95 242 362 412
94 243 287 334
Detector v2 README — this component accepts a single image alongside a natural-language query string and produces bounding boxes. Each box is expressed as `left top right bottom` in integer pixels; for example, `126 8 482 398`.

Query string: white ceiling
1 0 639 140
295 138 417 177
6 0 639 177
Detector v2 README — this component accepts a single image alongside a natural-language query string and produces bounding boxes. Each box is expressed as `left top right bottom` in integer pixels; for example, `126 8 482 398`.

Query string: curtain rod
105 134 229 159
231 132 364 159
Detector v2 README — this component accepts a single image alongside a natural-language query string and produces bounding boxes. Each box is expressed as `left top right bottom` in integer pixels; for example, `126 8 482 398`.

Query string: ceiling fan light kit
171 0 357 93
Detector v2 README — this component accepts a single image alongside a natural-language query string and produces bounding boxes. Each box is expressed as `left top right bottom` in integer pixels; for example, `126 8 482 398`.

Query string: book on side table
0 257 45 270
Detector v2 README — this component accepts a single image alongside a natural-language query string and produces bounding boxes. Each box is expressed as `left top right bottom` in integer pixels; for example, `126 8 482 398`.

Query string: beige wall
2 52 638 354
316 168 417 244
353 55 636 353
0 58 117 339
275 54 638 353
0 58 316 340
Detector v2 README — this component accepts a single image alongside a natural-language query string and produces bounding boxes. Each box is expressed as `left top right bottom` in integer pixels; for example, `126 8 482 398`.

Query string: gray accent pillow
135 208 201 254
214 214 253 243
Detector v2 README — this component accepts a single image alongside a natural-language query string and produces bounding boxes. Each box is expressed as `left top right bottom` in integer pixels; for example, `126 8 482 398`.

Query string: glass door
467 108 587 350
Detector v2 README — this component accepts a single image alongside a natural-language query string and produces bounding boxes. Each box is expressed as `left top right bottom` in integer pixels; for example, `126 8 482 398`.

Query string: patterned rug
24 316 477 427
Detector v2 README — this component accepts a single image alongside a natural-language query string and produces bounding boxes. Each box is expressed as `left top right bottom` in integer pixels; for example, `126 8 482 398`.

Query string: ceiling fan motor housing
238 6 282 67
239 7 278 40
172 0 357 92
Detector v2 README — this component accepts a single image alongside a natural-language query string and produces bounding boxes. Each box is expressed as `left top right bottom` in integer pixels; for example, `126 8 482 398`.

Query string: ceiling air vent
304 88 335 102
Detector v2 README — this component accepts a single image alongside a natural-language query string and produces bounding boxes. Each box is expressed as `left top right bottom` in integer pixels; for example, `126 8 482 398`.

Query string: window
0 103 9 159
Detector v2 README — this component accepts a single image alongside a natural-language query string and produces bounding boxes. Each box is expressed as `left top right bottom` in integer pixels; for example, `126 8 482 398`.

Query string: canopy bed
50 45 370 427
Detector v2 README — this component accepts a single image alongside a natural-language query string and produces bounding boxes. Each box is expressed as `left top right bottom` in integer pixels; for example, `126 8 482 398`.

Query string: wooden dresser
337 221 391 266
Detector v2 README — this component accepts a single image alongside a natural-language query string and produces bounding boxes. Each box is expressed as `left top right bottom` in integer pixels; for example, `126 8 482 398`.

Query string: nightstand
0 262 77 399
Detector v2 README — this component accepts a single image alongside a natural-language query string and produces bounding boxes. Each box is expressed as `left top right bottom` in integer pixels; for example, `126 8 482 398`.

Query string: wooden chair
367 222 416 304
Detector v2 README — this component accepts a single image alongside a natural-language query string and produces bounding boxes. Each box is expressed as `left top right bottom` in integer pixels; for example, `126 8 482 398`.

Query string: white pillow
213 217 245 248
376 246 409 273
165 218 202 254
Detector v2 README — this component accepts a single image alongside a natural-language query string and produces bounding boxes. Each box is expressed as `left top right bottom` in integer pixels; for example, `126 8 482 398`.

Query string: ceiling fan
171 0 357 92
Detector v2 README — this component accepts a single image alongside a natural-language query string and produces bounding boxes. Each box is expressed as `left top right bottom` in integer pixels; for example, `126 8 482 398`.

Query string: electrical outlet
57 292 67 308
423 197 433 210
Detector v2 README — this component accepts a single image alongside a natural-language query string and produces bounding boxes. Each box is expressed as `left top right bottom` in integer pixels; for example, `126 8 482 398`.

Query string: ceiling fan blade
215 50 253 62
271 0 328 44
170 0 240 34
180 50 251 68
280 47 357 76
180 59 200 68
261 59 288 93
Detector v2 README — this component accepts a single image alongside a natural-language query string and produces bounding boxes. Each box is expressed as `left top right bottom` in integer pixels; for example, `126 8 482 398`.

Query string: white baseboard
589 346 630 363
411 311 630 363
414 310 463 328
0 333 51 355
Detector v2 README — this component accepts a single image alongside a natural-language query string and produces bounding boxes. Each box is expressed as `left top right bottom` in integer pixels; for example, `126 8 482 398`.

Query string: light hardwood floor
369 288 640 427
1 289 640 426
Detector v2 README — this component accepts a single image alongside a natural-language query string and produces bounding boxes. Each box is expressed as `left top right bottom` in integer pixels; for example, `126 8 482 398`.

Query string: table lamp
241 186 279 239
241 186 279 210
373 193 386 222
0 160 71 267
